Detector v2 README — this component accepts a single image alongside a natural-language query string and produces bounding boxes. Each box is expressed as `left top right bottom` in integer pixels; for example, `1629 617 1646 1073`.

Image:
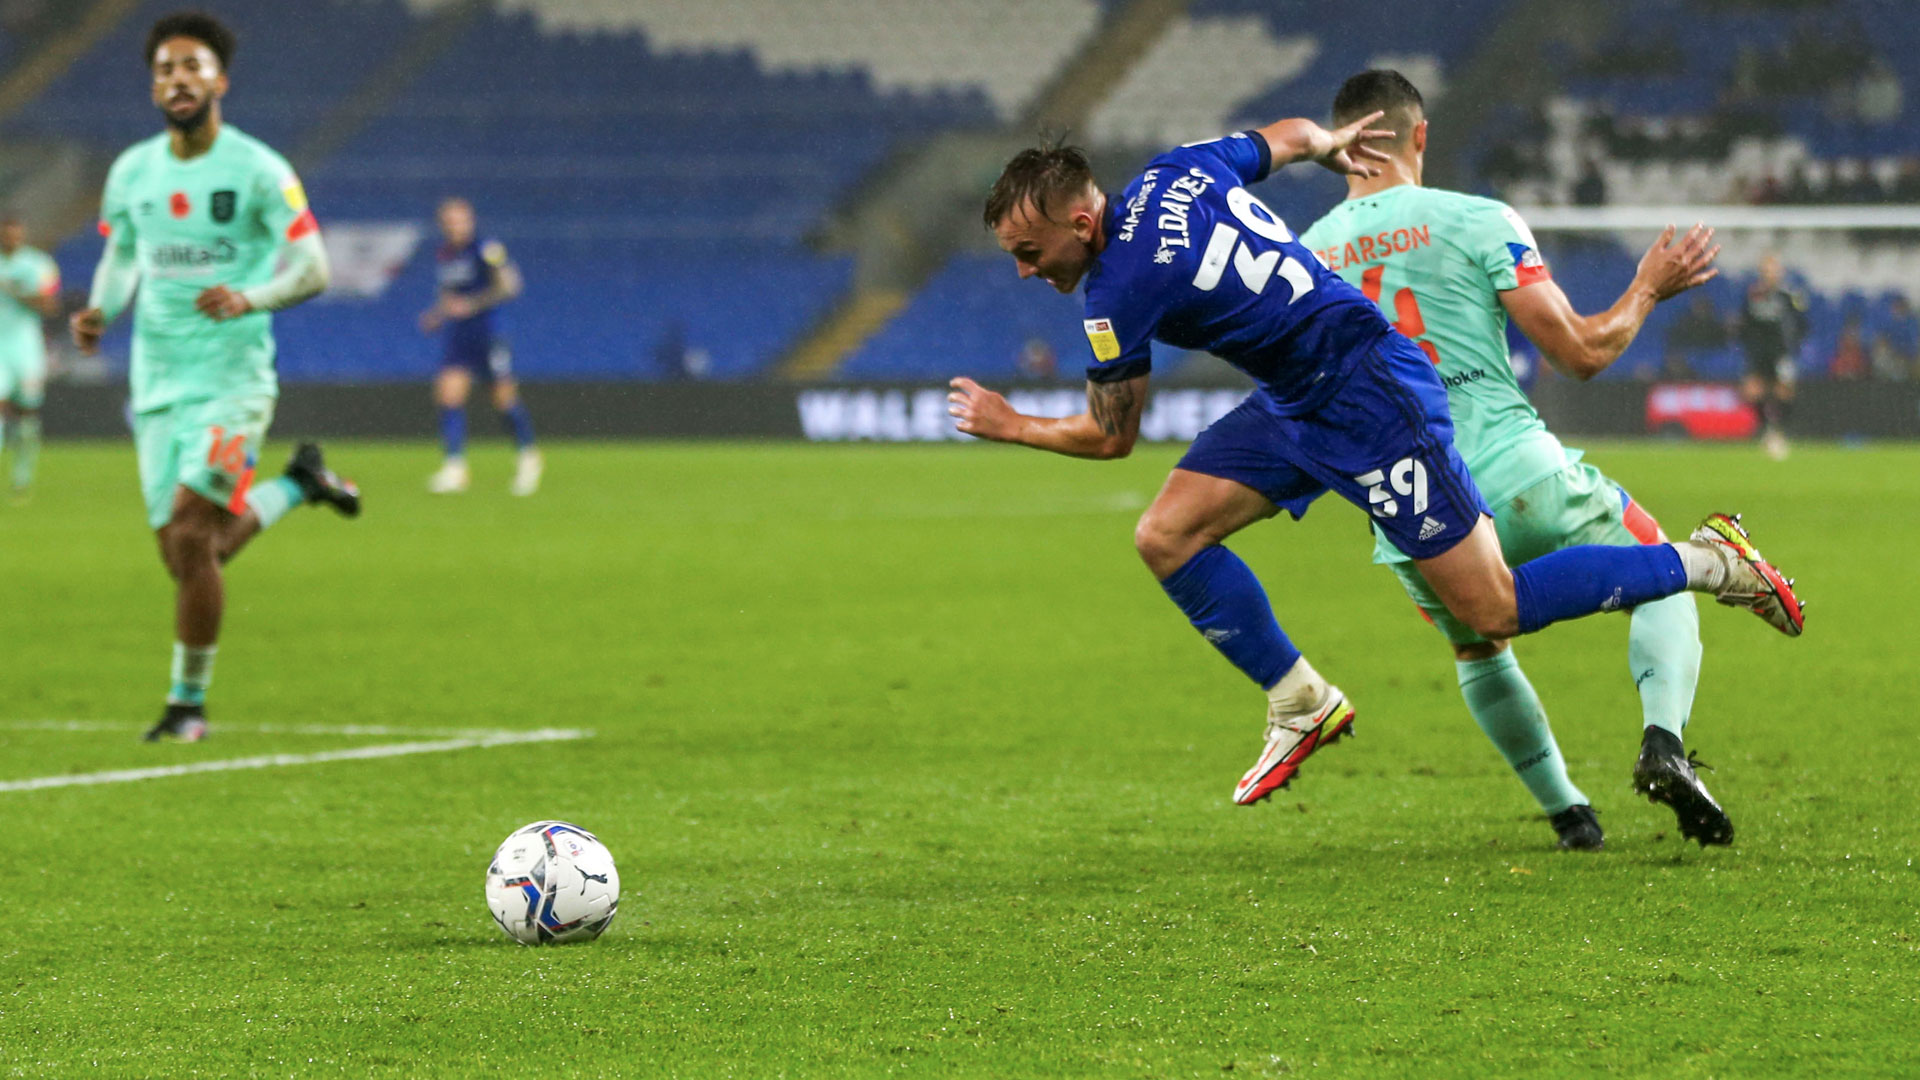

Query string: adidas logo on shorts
1418 516 1447 541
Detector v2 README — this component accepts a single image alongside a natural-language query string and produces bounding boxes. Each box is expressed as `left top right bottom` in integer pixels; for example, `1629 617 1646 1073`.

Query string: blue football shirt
1080 132 1393 415
435 235 510 347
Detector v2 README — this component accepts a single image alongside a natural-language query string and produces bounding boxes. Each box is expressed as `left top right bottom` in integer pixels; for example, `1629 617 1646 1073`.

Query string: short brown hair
1332 69 1424 147
984 142 1096 229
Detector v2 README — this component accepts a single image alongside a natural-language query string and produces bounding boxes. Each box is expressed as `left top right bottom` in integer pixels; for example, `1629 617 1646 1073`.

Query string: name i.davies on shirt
1152 167 1216 265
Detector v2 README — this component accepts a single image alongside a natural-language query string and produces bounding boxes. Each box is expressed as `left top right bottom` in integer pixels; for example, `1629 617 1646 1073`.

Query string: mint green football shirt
0 243 59 373
1300 185 1573 564
98 125 315 412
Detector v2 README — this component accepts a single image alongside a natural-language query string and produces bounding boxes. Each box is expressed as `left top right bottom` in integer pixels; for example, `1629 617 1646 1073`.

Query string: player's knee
1133 511 1197 577
1453 640 1507 663
1444 582 1519 640
1458 602 1519 641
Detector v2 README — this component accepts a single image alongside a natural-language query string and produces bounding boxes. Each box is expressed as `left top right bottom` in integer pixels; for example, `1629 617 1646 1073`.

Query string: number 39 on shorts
1355 457 1428 519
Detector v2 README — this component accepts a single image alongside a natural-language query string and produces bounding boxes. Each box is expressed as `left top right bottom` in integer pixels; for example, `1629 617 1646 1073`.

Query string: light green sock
1458 650 1588 815
169 642 217 706
1628 593 1702 737
10 414 39 490
244 475 305 530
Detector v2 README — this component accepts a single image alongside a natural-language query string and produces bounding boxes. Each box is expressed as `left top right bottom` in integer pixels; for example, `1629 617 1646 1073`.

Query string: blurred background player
1302 70 1732 849
1738 253 1807 460
70 10 361 742
0 212 60 499
420 196 541 495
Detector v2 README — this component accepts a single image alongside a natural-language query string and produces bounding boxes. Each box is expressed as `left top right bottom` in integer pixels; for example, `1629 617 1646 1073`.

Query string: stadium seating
847 0 1504 383
12 0 1915 386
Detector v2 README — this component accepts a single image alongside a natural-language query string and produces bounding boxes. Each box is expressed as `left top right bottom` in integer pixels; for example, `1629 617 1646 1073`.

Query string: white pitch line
0 728 590 793
0 720 530 739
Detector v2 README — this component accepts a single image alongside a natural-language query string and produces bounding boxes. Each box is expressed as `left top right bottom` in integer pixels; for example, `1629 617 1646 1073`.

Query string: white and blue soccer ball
484 820 620 945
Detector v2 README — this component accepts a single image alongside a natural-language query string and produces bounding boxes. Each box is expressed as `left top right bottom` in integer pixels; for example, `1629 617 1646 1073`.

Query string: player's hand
69 307 104 354
419 306 444 333
1313 110 1396 178
1636 223 1720 302
948 377 1021 441
194 284 253 321
442 295 478 320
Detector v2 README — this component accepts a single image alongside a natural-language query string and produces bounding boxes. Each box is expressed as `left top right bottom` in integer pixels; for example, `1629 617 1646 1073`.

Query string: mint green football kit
1301 185 1701 816
0 243 59 408
100 125 311 528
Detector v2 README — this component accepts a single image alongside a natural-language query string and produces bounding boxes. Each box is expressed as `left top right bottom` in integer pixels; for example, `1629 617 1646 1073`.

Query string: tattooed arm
947 374 1148 459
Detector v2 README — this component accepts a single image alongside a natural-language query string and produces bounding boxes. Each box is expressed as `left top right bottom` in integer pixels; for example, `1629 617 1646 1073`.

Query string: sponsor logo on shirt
150 238 239 272
1083 318 1121 362
1117 169 1159 244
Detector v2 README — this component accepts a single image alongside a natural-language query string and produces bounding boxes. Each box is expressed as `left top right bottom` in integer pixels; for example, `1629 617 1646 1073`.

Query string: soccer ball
484 820 620 945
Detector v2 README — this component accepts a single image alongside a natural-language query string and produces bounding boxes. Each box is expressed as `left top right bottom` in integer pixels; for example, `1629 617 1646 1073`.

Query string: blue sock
439 407 467 458
500 402 536 450
1512 544 1687 635
1159 546 1302 690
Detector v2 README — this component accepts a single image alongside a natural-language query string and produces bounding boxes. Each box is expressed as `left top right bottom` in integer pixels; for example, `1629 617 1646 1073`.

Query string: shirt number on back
1360 266 1442 365
1192 188 1315 302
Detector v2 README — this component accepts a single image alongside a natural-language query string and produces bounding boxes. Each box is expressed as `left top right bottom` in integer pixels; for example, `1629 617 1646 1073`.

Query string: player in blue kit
421 196 541 495
948 114 1804 806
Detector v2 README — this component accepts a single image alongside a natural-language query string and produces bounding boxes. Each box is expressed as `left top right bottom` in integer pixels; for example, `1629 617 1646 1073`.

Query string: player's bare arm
1503 224 1719 381
1253 111 1396 179
947 374 1148 460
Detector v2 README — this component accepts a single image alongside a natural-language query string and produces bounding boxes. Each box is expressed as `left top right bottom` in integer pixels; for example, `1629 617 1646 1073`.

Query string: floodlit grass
0 439 1913 1077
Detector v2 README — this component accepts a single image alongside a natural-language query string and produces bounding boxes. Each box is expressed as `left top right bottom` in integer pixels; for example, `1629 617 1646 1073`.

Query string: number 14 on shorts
1355 456 1428 519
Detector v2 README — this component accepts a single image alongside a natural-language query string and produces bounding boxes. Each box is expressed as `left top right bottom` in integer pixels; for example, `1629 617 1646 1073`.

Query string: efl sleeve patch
281 177 309 213
1083 318 1121 362
285 208 318 241
1507 242 1551 286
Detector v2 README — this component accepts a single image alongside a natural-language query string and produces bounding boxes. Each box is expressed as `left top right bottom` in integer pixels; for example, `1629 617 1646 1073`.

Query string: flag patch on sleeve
1083 318 1121 362
1507 242 1550 286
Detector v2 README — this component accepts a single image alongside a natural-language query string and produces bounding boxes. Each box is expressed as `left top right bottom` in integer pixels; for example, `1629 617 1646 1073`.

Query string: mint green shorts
0 351 45 408
1389 460 1665 646
132 395 275 530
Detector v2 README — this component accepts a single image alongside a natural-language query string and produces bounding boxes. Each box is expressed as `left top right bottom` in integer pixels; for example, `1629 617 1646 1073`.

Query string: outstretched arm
1502 224 1719 381
1251 111 1395 178
948 374 1149 460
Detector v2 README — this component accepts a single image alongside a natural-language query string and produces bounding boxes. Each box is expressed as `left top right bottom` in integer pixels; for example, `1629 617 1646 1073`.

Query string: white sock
1266 656 1329 717
1672 541 1731 592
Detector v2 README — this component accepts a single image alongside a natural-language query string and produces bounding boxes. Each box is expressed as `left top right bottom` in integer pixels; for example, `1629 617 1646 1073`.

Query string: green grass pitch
0 439 1914 1078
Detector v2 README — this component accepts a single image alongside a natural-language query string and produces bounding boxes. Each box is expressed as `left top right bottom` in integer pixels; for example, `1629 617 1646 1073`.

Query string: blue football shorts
1175 334 1491 561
